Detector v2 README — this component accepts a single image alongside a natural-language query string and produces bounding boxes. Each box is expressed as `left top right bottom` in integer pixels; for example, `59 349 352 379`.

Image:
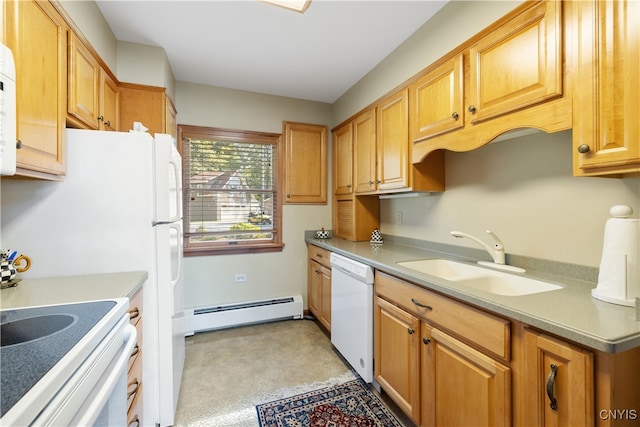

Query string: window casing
178 125 283 256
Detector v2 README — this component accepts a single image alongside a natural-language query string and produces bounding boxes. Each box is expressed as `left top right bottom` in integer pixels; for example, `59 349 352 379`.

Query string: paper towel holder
591 205 639 307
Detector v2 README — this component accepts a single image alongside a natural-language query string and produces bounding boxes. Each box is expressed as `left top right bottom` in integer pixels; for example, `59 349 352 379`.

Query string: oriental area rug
256 378 403 427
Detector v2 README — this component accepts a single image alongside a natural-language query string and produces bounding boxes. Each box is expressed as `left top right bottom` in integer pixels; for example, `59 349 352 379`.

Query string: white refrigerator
0 128 185 426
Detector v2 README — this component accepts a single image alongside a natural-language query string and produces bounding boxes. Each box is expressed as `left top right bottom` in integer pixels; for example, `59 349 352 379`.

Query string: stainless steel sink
0 314 78 347
397 258 562 296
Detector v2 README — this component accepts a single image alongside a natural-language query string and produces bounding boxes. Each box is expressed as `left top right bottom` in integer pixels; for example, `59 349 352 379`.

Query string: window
178 125 283 256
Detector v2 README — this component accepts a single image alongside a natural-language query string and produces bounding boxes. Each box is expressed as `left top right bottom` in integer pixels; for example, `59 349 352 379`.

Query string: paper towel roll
592 213 640 306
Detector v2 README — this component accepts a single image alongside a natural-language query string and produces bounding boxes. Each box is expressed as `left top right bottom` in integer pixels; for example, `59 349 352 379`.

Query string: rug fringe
255 370 357 405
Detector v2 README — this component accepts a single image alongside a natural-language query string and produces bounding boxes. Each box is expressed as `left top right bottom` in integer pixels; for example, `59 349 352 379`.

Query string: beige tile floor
173 319 413 427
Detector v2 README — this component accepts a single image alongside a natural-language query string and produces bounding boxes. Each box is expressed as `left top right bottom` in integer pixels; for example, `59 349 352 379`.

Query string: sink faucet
450 230 526 273
450 230 506 264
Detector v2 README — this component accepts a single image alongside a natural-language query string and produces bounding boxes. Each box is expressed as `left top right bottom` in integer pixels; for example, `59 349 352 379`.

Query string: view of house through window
178 125 283 255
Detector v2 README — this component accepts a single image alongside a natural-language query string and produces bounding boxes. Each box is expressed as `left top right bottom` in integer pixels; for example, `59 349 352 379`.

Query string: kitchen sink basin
397 258 562 296
0 314 77 347
397 259 490 280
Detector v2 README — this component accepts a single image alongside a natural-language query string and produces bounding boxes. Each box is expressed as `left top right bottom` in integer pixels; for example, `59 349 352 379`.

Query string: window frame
178 124 284 256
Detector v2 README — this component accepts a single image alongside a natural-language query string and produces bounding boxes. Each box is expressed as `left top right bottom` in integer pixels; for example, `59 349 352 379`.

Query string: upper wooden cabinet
467 0 562 123
67 32 119 131
282 121 328 204
409 55 464 142
572 0 640 176
411 0 571 162
353 109 376 194
333 122 353 196
3 0 67 179
119 83 175 137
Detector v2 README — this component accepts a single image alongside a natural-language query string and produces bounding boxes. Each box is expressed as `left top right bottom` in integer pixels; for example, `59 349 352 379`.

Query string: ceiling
95 0 447 104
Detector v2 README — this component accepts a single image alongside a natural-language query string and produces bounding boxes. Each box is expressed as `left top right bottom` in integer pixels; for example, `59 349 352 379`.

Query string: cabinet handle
104 120 111 127
546 363 558 411
128 307 140 320
128 415 140 427
468 105 477 113
577 144 590 154
316 253 323 258
129 344 140 359
422 337 431 345
16 140 22 149
451 112 459 120
411 298 432 310
407 328 415 335
97 115 104 121
127 379 140 399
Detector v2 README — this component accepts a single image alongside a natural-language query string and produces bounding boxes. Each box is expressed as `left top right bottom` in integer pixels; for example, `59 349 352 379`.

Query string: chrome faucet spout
450 230 506 265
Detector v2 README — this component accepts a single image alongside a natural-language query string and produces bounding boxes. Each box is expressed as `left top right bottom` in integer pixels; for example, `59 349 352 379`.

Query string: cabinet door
282 121 328 204
468 0 562 123
374 297 421 423
319 265 331 330
119 83 165 135
409 54 464 142
308 259 322 319
573 0 640 176
68 32 100 130
333 123 353 195
422 325 511 427
4 0 67 177
377 88 409 191
353 109 376 193
523 329 594 427
100 70 119 131
165 96 177 139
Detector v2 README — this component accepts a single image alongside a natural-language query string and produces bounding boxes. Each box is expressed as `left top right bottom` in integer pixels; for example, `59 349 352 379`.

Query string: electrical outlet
395 211 403 225
234 273 247 283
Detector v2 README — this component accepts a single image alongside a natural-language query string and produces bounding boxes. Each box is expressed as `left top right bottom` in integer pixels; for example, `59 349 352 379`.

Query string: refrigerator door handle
152 220 179 227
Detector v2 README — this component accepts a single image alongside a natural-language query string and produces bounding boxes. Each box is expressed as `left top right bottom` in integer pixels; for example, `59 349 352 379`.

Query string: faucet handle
485 230 504 250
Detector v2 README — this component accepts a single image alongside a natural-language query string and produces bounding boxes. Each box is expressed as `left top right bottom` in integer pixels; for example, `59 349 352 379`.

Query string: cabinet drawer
127 383 143 427
308 245 331 268
375 271 510 361
127 318 142 373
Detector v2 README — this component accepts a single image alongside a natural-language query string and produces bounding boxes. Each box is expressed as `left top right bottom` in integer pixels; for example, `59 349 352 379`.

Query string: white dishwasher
330 252 374 383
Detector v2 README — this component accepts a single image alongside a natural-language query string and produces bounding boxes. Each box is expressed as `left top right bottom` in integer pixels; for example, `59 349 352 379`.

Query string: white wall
117 41 176 100
381 131 639 267
175 82 333 308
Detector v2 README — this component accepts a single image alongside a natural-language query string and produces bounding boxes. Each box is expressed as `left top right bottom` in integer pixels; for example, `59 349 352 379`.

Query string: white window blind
179 125 282 254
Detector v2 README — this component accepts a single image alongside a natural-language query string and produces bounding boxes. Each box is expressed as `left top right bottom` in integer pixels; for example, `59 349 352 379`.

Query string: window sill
184 243 285 257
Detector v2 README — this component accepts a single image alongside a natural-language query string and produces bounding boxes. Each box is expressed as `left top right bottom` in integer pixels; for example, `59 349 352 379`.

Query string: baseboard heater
184 294 303 335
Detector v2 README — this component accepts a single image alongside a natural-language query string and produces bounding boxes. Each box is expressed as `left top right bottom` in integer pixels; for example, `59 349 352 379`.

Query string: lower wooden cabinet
374 297 421 423
523 329 594 427
307 244 331 331
421 324 511 427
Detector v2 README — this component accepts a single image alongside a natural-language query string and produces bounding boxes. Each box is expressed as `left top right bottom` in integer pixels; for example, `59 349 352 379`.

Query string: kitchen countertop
306 234 640 354
0 271 148 309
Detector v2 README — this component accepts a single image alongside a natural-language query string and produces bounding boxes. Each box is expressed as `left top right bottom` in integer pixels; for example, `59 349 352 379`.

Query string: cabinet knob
451 112 459 120
376 179 381 184
287 194 291 198
422 337 431 345
346 184 351 188
577 144 590 154
16 140 23 149
104 120 111 127
468 105 477 113
368 180 374 186
407 328 415 335
546 363 558 411
97 115 104 121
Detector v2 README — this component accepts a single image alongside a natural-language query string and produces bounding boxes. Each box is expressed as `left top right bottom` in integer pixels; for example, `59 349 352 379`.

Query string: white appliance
1 299 136 426
330 252 374 383
0 42 17 176
0 129 185 426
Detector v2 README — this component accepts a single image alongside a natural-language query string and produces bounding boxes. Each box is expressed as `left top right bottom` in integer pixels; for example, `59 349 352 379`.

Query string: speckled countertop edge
306 232 640 354
0 271 148 310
